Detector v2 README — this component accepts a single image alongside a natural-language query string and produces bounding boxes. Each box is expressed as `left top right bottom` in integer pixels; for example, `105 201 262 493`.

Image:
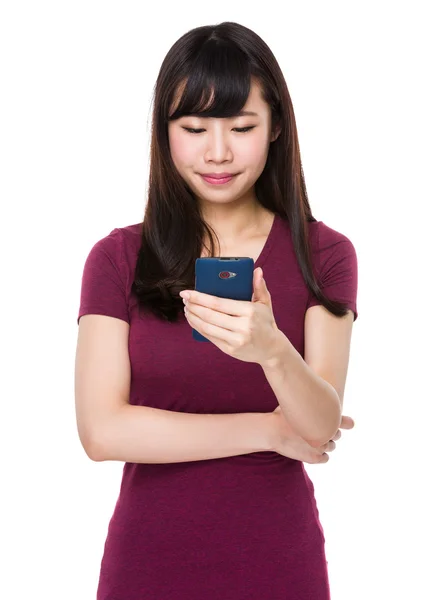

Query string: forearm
261 330 341 447
92 404 273 463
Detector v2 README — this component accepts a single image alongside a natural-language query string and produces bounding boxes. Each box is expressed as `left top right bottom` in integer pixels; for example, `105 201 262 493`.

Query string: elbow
82 408 125 462
306 431 336 449
317 389 342 446
298 383 342 449
81 432 107 462
289 414 341 450
88 441 106 462
307 408 342 449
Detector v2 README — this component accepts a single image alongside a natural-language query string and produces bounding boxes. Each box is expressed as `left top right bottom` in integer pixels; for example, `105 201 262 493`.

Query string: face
167 80 280 212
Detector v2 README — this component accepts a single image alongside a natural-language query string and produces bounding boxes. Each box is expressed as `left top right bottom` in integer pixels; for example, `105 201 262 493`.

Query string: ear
270 124 282 143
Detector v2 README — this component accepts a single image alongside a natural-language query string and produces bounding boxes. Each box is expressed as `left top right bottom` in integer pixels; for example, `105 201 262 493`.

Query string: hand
269 406 355 464
180 267 282 366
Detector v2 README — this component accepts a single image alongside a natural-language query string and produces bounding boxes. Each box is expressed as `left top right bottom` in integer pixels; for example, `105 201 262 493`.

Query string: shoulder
111 222 143 262
306 220 358 287
87 222 143 264
81 221 143 288
309 220 355 255
102 222 143 251
116 221 144 241
278 216 354 253
77 222 143 325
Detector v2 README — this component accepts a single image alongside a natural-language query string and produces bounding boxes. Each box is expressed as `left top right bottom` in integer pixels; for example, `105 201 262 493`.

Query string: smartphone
192 257 254 342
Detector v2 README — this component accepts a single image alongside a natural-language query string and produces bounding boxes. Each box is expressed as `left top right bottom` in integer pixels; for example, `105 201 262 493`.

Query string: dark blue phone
192 257 254 342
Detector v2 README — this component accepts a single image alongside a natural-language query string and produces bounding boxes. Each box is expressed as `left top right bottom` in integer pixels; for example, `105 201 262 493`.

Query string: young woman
75 21 358 600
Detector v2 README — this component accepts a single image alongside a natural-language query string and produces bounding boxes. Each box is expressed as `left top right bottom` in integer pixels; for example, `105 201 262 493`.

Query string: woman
75 21 358 599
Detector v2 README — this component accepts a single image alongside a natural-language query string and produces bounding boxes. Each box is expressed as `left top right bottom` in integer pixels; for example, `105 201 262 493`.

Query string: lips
200 173 236 179
200 174 237 185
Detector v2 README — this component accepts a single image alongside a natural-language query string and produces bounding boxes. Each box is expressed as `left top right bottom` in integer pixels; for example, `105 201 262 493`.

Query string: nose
203 130 234 163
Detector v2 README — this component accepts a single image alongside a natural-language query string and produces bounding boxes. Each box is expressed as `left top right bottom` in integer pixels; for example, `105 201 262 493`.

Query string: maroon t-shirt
77 213 358 599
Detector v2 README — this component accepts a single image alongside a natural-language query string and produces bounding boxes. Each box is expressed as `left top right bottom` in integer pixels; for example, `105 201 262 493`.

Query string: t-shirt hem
77 307 130 325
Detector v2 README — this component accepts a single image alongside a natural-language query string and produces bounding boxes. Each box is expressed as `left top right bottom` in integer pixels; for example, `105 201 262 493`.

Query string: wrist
258 412 278 452
260 329 291 371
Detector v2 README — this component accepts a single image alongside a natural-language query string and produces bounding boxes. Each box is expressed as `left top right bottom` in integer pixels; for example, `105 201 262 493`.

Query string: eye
182 128 204 134
233 127 256 133
182 126 256 134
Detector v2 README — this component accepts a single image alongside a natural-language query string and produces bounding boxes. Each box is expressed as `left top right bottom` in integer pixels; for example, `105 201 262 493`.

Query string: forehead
169 77 268 118
241 81 266 110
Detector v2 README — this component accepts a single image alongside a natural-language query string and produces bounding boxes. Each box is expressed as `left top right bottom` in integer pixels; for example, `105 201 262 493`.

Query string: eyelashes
182 126 256 134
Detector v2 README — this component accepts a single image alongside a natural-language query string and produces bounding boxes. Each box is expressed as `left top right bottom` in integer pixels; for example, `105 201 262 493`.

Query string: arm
261 329 342 448
75 314 273 464
261 302 355 447
94 405 273 463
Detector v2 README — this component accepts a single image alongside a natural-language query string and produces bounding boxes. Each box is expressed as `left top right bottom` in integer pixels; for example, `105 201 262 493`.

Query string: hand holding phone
192 257 254 342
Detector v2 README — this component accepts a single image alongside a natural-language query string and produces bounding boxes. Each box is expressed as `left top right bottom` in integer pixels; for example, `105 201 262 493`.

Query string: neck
200 202 270 244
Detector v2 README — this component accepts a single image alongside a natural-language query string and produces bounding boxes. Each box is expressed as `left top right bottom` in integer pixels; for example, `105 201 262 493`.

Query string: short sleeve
306 225 359 321
77 228 130 325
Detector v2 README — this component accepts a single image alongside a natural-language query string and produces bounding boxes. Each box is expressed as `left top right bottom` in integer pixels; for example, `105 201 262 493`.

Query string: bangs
167 41 255 121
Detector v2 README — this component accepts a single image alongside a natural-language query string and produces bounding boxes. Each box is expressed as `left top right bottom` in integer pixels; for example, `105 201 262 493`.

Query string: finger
313 449 330 464
332 430 342 441
340 416 355 429
186 290 252 317
186 309 241 344
186 302 240 332
320 440 336 453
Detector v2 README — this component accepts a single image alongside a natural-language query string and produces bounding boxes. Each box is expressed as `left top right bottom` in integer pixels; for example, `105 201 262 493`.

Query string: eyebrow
187 110 259 118
236 110 259 117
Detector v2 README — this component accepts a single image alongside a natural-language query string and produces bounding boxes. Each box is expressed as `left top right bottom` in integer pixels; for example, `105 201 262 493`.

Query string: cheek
240 134 270 169
170 134 195 166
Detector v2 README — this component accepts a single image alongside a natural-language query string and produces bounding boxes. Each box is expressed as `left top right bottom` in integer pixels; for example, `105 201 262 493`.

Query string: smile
200 174 238 185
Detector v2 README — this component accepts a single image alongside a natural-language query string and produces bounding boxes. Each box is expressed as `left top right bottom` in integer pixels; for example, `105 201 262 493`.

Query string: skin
167 78 281 246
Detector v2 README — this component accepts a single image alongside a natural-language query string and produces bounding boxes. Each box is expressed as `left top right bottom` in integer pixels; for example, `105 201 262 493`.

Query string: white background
1 1 443 598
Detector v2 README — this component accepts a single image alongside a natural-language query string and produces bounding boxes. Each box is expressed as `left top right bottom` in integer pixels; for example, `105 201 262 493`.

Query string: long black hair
132 21 350 322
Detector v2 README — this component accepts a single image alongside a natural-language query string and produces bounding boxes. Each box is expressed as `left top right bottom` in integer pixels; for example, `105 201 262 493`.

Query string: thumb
252 267 268 302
